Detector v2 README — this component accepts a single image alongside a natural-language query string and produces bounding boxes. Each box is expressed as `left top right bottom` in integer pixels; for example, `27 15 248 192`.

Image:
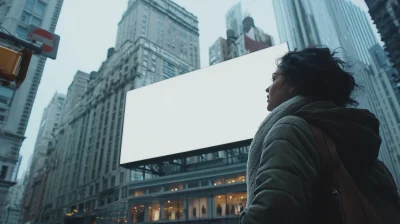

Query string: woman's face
266 68 296 111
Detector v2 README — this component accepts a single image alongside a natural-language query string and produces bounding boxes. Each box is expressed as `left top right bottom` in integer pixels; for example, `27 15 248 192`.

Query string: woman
239 47 400 223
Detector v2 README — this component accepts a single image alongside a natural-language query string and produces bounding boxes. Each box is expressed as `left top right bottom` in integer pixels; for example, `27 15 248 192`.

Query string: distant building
21 93 65 224
367 44 400 186
209 16 274 66
365 0 400 74
225 2 244 37
38 0 200 223
61 71 90 123
209 38 228 65
365 0 400 105
272 0 400 189
0 0 64 218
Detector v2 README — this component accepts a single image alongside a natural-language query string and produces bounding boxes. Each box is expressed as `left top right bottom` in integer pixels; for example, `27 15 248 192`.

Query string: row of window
129 192 247 222
131 172 245 197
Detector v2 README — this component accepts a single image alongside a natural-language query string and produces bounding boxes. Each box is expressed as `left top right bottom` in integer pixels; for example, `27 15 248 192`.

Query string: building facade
125 146 249 224
365 0 400 104
21 92 65 224
272 0 400 188
225 2 244 38
0 182 24 224
61 71 90 124
0 0 64 216
367 44 400 186
209 37 228 65
272 0 321 51
209 16 274 66
38 0 200 223
365 0 400 74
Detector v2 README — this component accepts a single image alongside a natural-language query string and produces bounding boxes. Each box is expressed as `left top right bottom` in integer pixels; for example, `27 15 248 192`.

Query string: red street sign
27 25 60 59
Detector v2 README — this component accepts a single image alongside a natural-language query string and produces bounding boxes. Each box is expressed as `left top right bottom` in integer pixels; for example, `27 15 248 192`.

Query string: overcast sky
17 0 371 179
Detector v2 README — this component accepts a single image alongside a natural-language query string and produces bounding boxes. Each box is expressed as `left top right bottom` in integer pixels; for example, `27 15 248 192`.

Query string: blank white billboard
120 43 289 165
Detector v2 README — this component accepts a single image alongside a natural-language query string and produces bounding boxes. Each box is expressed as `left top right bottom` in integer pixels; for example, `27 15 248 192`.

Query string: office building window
34 1 46 17
0 86 13 106
25 0 35 11
103 179 108 190
16 26 28 39
147 202 161 221
120 172 124 183
31 17 41 26
188 198 208 219
162 60 176 79
0 165 8 179
111 176 116 187
21 12 30 23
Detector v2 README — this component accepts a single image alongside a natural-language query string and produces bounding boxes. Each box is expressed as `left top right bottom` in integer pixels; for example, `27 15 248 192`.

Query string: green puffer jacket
239 100 400 224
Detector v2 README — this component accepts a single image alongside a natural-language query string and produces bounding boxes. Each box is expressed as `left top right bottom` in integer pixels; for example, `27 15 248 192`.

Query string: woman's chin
267 103 273 112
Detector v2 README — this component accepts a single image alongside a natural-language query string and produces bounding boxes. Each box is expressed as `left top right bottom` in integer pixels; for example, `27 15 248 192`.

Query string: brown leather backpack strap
310 124 382 224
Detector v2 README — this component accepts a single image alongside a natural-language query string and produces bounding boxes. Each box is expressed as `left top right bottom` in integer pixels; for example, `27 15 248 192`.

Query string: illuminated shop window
226 173 246 184
214 193 246 217
132 188 145 197
226 192 247 216
147 202 161 221
166 183 184 192
188 197 208 219
163 200 184 221
130 204 145 223
211 177 224 186
149 186 162 194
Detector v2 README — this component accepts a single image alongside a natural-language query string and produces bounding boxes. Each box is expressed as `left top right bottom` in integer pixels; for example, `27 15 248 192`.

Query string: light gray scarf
246 95 314 206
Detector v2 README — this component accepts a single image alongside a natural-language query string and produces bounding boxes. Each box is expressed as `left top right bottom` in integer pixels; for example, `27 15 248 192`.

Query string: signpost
27 24 60 59
0 25 60 88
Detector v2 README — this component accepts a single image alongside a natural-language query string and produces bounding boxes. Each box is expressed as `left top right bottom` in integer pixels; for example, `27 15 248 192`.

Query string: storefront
96 203 128 224
127 168 247 223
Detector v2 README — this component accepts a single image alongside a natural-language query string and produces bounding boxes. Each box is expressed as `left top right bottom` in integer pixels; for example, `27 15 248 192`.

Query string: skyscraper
0 0 64 213
225 2 244 37
272 0 400 187
365 0 400 104
38 0 200 223
210 16 274 66
367 44 400 186
21 92 65 224
272 0 321 51
60 71 90 123
365 0 400 73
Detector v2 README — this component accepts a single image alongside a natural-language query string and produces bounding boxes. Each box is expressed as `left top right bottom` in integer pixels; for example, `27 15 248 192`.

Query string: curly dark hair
276 46 360 107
